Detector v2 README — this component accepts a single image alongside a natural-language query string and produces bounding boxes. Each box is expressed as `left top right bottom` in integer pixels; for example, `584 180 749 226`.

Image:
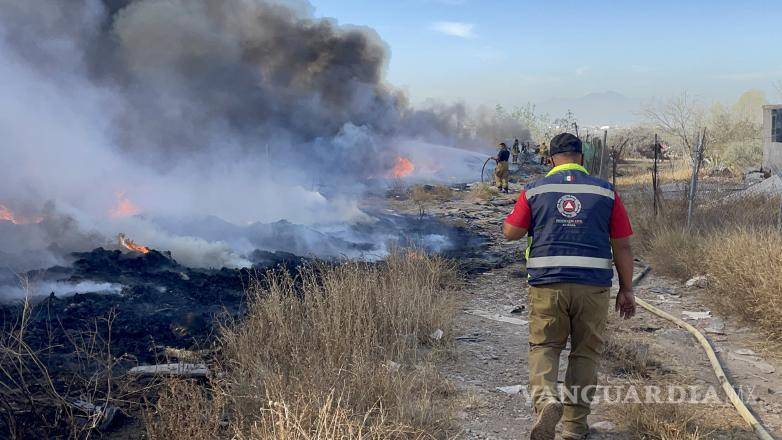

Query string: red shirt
505 190 633 239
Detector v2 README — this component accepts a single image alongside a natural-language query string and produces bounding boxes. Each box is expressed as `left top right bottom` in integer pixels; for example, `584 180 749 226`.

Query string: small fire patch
556 195 581 218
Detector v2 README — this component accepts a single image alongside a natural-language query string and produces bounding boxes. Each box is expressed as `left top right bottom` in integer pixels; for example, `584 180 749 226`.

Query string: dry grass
410 185 454 203
610 395 754 440
601 337 709 440
145 250 460 439
706 229 782 341
465 183 498 201
602 335 753 439
615 159 694 188
602 335 656 378
622 191 782 340
410 185 455 217
618 402 704 440
645 227 708 280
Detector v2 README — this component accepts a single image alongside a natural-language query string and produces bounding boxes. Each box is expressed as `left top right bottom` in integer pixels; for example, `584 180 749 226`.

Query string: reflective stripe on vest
526 255 614 270
525 184 615 200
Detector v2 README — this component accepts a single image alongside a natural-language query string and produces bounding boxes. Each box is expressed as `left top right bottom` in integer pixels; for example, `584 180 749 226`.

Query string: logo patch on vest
556 195 581 218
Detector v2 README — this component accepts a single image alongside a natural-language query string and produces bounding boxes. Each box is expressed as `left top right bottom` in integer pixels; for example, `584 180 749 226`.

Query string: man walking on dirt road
502 133 636 440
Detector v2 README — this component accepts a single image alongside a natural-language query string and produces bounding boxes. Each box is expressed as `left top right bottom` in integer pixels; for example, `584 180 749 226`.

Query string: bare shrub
145 250 459 438
0 287 138 438
720 140 762 173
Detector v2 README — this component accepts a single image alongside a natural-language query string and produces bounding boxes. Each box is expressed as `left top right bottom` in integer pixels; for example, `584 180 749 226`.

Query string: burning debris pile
117 233 149 254
389 156 416 179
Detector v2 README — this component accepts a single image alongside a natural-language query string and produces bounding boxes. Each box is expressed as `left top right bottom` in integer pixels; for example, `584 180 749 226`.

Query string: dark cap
549 133 582 156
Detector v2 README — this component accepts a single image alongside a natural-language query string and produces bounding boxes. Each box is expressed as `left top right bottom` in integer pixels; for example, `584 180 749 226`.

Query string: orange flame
109 192 141 218
0 204 43 225
117 233 150 254
389 156 415 178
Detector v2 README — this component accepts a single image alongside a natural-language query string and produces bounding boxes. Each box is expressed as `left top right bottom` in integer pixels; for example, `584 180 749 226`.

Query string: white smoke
0 280 124 302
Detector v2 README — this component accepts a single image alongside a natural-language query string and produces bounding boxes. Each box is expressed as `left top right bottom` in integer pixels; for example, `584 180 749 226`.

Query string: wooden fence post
653 133 659 217
686 128 707 229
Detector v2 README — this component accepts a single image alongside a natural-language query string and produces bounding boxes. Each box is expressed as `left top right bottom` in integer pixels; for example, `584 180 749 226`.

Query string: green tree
732 89 767 124
708 90 763 170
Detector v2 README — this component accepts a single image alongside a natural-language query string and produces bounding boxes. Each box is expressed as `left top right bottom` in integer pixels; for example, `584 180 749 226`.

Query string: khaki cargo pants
494 161 509 190
528 283 610 437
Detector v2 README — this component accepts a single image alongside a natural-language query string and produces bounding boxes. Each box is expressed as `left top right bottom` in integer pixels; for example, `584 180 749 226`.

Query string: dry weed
706 228 782 340
622 192 782 341
616 159 694 188
466 183 498 201
619 402 705 440
611 398 754 440
645 227 707 280
144 379 225 440
1 289 139 438
145 250 459 439
602 335 656 378
410 185 454 203
409 185 454 217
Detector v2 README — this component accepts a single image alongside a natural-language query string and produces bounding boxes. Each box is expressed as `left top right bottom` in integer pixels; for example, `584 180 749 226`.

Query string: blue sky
310 0 782 107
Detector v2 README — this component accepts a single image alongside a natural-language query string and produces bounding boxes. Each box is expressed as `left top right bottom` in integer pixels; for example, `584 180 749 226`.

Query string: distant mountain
536 91 643 126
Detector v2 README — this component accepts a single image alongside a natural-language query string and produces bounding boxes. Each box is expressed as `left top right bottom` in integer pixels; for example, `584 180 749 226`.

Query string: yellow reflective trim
525 184 615 200
546 163 589 177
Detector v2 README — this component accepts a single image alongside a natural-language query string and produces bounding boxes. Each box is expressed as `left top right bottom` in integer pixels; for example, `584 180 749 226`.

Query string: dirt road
392 175 782 439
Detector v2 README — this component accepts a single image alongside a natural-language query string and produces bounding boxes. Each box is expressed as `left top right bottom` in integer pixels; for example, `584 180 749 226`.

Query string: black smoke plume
0 0 527 274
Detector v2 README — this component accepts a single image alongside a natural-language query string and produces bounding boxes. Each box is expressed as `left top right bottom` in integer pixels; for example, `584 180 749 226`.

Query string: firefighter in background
493 143 511 193
539 142 548 165
503 133 635 440
511 138 521 164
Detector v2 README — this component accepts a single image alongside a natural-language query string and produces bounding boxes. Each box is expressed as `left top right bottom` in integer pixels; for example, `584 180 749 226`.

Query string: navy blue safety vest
525 163 615 287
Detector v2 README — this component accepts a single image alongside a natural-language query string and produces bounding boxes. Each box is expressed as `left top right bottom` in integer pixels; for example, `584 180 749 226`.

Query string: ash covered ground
0 199 497 435
0 208 493 364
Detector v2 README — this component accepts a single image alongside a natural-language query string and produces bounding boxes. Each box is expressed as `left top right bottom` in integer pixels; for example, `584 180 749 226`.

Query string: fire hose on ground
631 266 775 440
